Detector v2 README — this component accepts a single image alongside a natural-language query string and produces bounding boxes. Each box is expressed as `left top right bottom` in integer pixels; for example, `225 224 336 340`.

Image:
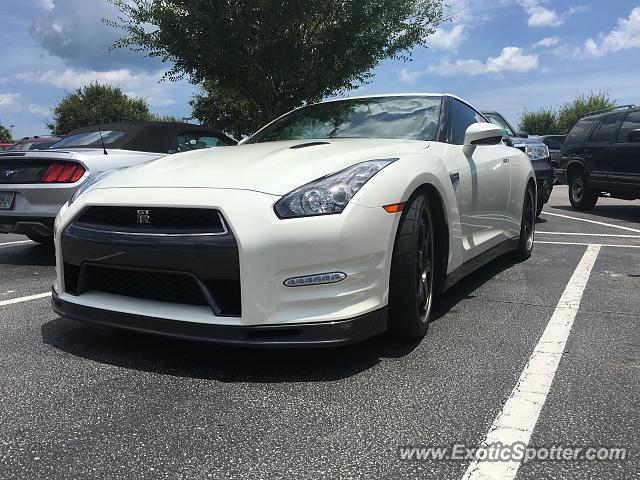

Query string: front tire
512 184 536 261
388 194 435 339
569 170 598 210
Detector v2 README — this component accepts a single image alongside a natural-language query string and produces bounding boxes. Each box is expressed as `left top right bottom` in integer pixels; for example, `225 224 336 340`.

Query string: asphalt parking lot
0 186 638 480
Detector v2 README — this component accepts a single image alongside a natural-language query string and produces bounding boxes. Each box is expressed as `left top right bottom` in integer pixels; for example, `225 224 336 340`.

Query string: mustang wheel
513 184 536 260
388 194 435 339
569 170 598 210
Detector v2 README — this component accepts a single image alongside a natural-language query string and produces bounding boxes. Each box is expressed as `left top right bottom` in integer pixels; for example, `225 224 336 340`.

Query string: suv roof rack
586 105 636 117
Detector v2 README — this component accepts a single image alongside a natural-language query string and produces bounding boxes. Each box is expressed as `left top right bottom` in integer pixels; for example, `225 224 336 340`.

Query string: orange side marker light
382 202 406 213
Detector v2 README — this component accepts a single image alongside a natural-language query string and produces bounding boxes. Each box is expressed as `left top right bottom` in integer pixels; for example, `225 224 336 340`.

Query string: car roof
62 121 236 153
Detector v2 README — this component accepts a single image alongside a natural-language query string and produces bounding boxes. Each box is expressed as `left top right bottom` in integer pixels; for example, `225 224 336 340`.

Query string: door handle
503 158 510 164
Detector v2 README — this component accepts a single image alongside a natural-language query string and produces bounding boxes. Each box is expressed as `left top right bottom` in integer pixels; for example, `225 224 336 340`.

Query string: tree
108 0 447 136
519 108 558 135
0 125 11 143
47 82 152 136
556 91 615 134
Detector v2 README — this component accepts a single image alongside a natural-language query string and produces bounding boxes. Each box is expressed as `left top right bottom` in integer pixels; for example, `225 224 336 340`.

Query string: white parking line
462 244 601 480
537 231 640 238
0 240 33 247
0 292 51 306
537 240 640 249
542 211 640 233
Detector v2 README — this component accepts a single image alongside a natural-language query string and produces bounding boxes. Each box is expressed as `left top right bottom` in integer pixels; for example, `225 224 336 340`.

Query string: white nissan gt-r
52 94 536 347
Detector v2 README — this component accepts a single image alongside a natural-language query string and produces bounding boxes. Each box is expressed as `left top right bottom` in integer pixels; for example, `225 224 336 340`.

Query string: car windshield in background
51 130 126 149
6 141 53 151
484 113 515 138
247 96 442 143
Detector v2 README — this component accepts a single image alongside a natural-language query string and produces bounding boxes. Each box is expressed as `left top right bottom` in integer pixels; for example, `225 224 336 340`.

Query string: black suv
556 105 640 210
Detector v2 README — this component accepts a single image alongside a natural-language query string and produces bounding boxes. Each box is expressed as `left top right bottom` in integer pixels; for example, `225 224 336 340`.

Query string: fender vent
289 141 331 149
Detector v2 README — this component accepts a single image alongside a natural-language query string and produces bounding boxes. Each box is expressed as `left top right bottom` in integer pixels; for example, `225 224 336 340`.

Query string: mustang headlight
524 145 549 161
68 168 122 205
274 159 397 219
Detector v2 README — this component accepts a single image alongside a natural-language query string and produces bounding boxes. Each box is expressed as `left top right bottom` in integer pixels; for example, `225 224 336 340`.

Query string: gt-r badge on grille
136 209 151 224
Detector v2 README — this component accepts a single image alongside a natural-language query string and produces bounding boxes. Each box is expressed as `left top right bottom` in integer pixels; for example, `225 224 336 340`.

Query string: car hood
94 138 429 196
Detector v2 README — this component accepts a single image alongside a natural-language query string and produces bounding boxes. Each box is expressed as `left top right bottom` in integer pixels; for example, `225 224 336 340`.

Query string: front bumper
54 187 400 330
52 288 387 347
532 158 554 205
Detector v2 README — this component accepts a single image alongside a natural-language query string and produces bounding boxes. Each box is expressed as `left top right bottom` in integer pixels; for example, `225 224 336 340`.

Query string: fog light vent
284 272 346 287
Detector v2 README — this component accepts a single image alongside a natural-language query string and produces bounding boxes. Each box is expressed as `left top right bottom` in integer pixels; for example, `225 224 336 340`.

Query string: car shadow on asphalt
0 243 55 267
40 317 424 383
552 204 640 224
430 253 518 323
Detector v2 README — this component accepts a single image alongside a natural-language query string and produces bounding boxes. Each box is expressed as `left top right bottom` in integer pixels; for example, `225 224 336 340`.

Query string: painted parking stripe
542 211 640 233
0 240 33 247
537 231 640 238
462 244 601 480
537 240 640 249
0 292 51 306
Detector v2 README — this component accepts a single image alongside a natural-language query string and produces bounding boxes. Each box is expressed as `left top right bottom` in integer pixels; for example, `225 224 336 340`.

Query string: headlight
68 168 122 205
274 159 397 219
524 145 549 161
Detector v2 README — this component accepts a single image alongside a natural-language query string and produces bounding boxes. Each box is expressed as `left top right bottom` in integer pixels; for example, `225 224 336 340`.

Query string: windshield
247 96 442 143
7 141 54 151
484 113 515 138
51 130 126 149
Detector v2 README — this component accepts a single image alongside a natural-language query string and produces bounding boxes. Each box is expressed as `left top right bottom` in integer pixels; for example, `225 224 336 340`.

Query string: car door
585 112 626 188
609 110 640 192
443 98 512 262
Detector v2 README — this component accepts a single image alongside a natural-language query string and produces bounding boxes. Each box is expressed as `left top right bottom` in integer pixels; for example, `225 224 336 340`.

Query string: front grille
74 207 226 234
65 263 241 316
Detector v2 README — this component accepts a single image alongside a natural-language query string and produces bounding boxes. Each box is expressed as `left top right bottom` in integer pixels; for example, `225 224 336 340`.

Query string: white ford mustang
52 94 536 347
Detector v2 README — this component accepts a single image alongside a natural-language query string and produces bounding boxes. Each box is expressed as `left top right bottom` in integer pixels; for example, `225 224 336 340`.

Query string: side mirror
463 123 504 156
503 137 515 147
628 129 640 143
517 131 529 138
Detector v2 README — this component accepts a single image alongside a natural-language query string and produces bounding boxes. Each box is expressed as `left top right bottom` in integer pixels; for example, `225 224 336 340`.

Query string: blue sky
1 0 639 139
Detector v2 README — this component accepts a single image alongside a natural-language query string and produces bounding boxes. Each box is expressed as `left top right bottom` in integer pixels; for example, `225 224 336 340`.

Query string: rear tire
26 233 53 245
569 170 598 210
388 194 435 339
512 184 536 261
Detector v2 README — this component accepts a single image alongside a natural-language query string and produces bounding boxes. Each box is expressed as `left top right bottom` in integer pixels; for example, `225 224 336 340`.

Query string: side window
450 99 486 145
588 113 624 143
168 132 227 154
616 111 640 143
564 117 598 147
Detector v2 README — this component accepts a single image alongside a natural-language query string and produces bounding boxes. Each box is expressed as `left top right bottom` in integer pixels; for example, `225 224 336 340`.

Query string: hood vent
289 141 331 149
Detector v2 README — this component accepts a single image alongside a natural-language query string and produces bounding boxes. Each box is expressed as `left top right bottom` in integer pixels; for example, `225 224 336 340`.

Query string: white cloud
34 0 55 10
3 68 182 108
577 7 640 58
533 36 559 48
0 92 48 117
423 47 539 77
429 25 467 51
520 0 562 27
0 93 24 110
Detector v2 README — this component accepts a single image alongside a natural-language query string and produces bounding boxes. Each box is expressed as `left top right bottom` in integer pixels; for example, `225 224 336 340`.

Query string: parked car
0 121 236 243
482 111 553 216
0 143 13 152
51 94 536 347
555 105 640 210
536 135 566 184
5 136 61 151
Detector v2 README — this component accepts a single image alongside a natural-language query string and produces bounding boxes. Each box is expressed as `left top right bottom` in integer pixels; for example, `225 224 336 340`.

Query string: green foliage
519 108 558 135
0 125 12 143
556 91 616 134
150 113 183 123
47 82 152 136
107 0 447 136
